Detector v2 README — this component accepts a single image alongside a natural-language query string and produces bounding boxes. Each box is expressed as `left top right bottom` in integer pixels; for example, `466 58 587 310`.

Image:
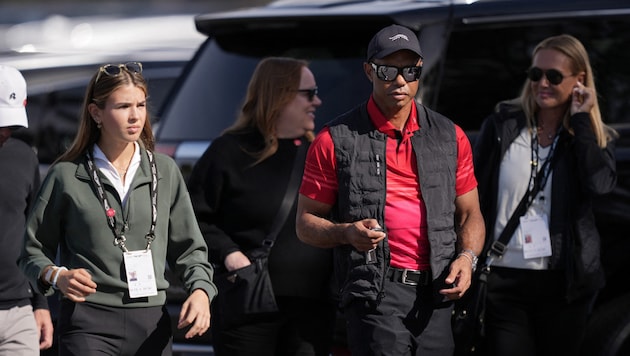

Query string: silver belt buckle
401 269 419 286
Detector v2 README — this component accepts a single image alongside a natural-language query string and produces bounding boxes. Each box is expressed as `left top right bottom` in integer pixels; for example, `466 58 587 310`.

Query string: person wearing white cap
0 64 29 146
0 64 54 354
296 24 485 355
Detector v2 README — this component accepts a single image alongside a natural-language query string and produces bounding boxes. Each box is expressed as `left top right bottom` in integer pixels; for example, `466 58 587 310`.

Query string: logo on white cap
0 65 28 128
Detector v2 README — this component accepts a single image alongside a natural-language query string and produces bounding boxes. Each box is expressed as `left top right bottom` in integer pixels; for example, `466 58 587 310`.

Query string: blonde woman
473 34 617 356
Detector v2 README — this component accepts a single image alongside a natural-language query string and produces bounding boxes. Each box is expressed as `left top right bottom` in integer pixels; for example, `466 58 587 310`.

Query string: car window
156 28 377 142
158 15 630 146
424 17 630 134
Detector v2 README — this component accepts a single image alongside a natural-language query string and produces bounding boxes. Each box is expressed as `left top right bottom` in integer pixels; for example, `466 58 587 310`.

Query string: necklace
112 164 127 175
112 152 134 176
537 125 555 140
537 119 557 140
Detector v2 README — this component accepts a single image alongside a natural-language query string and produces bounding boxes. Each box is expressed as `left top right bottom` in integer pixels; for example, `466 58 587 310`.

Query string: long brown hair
56 64 155 163
224 57 315 164
519 34 617 147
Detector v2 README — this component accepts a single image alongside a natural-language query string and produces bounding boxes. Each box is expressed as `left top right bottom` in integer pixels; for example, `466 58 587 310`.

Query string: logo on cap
0 65 29 128
389 34 410 42
366 24 423 61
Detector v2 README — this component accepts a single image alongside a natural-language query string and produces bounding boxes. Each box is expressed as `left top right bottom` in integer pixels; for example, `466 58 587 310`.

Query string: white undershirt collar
93 142 141 205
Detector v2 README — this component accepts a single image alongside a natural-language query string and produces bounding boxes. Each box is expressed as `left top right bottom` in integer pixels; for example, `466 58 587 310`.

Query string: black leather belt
386 268 430 286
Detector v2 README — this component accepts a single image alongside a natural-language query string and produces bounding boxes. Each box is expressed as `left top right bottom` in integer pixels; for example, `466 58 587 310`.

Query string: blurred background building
0 0 270 23
0 0 270 53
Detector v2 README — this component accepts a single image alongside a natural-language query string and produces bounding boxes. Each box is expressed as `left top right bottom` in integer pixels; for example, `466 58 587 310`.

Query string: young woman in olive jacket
19 62 216 356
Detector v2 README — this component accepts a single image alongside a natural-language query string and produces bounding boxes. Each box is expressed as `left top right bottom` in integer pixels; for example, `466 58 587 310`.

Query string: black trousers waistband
386 268 430 286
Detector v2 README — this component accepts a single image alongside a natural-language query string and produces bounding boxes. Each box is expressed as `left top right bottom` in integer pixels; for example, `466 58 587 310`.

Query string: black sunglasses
295 87 318 101
526 67 569 85
95 62 143 83
370 63 422 82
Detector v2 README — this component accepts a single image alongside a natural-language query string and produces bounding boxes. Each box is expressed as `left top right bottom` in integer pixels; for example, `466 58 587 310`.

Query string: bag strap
260 140 308 251
486 185 536 261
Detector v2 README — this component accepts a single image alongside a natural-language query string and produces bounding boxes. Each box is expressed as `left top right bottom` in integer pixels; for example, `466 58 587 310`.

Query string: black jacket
188 130 333 300
0 138 48 311
473 103 617 301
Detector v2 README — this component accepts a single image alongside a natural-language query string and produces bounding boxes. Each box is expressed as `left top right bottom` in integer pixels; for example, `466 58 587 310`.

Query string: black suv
155 0 630 354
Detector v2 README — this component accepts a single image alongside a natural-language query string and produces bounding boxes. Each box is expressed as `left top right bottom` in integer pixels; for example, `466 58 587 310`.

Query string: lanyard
528 128 559 207
86 149 158 252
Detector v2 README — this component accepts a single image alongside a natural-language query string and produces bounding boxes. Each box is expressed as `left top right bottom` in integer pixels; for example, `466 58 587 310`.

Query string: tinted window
156 30 376 142
424 17 630 133
157 11 630 159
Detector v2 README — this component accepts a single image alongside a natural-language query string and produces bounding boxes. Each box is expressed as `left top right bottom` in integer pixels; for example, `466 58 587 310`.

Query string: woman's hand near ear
571 81 595 115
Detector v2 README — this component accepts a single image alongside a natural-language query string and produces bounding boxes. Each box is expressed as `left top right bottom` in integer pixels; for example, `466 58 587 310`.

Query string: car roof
195 0 630 35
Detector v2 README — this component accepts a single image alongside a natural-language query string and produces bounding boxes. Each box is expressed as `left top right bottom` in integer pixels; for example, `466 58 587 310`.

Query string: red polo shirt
300 96 477 270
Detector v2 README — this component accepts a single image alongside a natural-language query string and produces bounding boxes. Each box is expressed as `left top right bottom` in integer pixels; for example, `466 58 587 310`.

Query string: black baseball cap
367 24 423 61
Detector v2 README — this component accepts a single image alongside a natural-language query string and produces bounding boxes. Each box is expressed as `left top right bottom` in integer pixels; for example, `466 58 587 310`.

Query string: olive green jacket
19 146 217 307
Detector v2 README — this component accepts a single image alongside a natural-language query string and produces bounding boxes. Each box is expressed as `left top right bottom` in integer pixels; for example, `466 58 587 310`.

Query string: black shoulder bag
214 142 308 325
454 137 557 355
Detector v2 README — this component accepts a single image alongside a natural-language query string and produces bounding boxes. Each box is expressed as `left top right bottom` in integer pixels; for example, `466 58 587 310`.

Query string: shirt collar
93 142 141 173
367 95 420 139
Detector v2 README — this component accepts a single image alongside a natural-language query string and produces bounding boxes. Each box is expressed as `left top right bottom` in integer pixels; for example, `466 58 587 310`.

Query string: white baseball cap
0 65 28 128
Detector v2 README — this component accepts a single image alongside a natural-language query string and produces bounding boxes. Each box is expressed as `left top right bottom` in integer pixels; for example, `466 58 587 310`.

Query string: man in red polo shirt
296 24 485 355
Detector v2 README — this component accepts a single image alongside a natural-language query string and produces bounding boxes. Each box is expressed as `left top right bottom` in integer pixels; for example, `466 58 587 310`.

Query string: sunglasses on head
95 62 143 83
370 63 422 82
526 67 570 85
295 87 318 101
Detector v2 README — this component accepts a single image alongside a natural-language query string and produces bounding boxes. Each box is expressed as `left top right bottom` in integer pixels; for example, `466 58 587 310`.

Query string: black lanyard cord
528 127 559 207
86 148 158 252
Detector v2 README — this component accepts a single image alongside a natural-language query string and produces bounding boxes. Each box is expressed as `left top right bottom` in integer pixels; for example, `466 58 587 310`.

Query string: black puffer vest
328 102 458 307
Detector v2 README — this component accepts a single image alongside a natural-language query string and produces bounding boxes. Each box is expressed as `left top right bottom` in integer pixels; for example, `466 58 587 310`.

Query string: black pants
344 278 454 356
212 296 336 356
57 300 172 356
485 267 596 356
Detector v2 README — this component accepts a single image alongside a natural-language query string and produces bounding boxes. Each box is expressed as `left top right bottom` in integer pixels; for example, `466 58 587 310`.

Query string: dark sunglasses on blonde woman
95 62 143 83
526 67 572 86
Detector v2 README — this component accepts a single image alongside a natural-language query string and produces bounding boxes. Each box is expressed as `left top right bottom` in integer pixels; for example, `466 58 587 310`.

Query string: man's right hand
346 219 386 252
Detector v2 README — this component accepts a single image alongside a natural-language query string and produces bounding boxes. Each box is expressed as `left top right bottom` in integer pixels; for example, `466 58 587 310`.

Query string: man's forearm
296 213 349 248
